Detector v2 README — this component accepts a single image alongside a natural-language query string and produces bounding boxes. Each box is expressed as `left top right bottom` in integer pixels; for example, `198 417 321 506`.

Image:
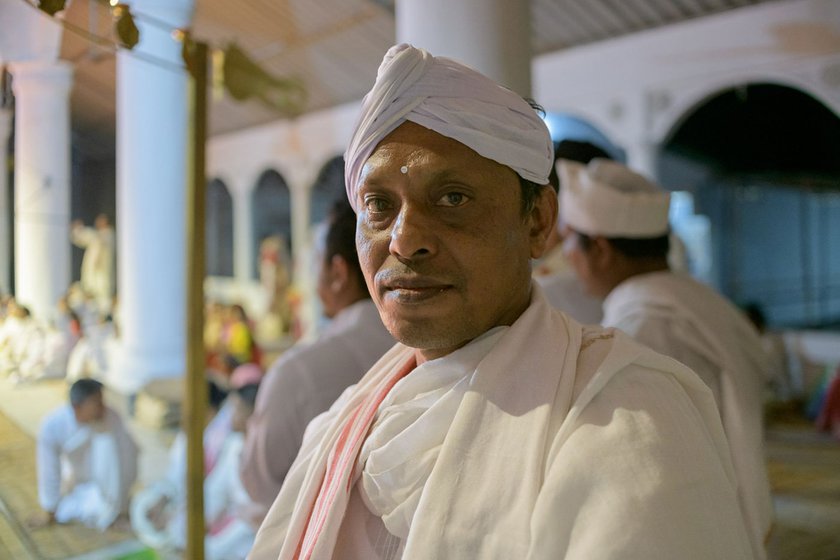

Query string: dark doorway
310 156 345 227
206 179 234 277
252 170 292 279
660 84 840 328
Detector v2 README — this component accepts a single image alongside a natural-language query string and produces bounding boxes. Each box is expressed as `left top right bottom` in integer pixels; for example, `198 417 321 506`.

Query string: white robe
250 285 753 559
240 299 395 517
602 270 773 559
37 404 138 530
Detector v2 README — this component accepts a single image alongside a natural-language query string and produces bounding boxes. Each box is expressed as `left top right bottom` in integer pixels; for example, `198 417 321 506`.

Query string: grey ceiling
57 0 778 155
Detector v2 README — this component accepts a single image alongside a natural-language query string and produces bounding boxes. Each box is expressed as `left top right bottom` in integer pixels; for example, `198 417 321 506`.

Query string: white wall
533 0 840 176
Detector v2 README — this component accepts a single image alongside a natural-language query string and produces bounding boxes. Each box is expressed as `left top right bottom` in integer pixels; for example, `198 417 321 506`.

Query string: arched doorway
252 170 292 279
206 178 234 277
660 83 840 328
310 155 345 227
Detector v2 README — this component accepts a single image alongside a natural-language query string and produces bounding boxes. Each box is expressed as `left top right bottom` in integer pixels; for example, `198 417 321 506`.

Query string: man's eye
364 197 390 213
438 192 468 207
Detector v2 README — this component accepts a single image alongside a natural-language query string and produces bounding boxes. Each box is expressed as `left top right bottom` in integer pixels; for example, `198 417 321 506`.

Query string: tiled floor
765 417 840 560
1 376 838 559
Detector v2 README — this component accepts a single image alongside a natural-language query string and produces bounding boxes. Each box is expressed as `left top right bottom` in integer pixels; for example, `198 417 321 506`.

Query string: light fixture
114 5 140 50
222 42 306 115
37 0 66 15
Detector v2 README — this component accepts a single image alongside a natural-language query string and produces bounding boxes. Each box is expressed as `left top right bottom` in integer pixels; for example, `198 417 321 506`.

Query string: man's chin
386 318 472 358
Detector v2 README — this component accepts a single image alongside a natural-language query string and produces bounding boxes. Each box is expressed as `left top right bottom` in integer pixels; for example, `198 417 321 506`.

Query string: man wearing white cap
559 158 773 558
532 140 610 324
249 44 754 559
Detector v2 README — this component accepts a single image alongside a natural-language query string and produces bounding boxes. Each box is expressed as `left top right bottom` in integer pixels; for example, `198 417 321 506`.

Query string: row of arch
205 81 840 328
205 156 345 278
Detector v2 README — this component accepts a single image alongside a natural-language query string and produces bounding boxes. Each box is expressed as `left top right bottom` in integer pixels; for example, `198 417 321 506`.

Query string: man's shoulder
39 405 73 439
568 325 701 406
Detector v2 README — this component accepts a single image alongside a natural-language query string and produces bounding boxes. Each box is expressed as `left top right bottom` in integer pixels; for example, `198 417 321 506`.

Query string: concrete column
396 0 532 96
113 0 194 392
0 107 12 295
9 60 72 320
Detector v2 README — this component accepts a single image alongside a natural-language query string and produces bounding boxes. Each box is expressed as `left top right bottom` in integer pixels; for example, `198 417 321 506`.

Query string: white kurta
602 270 773 559
37 404 138 530
71 225 115 309
250 285 753 559
241 299 395 517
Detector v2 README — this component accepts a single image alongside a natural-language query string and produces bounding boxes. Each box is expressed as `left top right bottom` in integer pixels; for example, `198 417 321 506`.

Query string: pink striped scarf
292 356 417 560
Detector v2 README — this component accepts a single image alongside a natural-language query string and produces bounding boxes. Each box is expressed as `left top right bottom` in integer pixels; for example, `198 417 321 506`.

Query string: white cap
344 44 553 212
559 158 670 238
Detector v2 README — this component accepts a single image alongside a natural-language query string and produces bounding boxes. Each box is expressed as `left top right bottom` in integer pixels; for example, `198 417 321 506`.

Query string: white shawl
250 287 753 559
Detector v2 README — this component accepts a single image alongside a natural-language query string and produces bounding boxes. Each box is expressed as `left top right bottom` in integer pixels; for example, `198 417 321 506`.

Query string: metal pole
184 39 208 560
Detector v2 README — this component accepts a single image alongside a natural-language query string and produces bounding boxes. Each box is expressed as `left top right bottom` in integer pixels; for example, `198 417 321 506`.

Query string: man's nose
389 205 435 262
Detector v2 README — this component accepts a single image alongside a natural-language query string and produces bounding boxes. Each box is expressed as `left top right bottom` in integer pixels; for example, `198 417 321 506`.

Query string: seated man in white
533 140 610 324
250 44 755 559
132 373 262 556
31 379 138 530
558 158 774 556
0 302 41 375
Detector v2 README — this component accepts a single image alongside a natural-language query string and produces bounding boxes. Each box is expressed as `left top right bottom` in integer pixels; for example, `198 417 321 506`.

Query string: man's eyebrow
360 166 467 189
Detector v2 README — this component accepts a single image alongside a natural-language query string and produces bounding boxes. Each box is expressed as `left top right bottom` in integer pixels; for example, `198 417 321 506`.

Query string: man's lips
377 273 453 302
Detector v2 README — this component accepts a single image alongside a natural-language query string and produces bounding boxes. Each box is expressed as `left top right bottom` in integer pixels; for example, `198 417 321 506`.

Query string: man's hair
208 380 228 411
548 140 613 193
235 382 260 409
325 198 367 292
518 177 547 215
69 379 103 407
577 231 670 260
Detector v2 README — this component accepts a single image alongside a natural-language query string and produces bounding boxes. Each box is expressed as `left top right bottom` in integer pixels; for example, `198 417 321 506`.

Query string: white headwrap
344 43 553 211
559 158 671 238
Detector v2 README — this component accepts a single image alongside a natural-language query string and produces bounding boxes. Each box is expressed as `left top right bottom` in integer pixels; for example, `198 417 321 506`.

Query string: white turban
344 43 553 211
559 158 671 238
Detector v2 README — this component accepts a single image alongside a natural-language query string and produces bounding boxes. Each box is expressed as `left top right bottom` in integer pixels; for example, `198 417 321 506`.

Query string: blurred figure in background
533 140 609 324
240 198 394 521
559 158 772 558
71 214 115 313
31 379 138 530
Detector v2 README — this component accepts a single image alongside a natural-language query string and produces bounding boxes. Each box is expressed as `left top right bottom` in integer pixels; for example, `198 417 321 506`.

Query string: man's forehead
362 121 513 180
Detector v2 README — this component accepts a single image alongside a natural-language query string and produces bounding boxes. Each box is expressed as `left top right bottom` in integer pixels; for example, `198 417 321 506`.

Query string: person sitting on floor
30 379 138 530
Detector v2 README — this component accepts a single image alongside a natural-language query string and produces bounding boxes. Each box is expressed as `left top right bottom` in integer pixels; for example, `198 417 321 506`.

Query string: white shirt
37 404 138 529
602 270 773 558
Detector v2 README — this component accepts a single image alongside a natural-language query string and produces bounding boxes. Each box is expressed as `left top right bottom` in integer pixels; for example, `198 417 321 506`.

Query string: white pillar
114 0 194 393
0 107 12 295
396 0 532 96
9 60 72 320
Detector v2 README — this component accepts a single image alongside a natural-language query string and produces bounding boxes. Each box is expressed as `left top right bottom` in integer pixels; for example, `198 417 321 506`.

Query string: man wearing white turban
249 44 753 559
559 158 773 559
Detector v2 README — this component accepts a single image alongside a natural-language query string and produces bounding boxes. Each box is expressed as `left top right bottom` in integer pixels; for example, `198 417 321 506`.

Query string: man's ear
329 254 350 292
528 186 559 259
590 237 616 271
